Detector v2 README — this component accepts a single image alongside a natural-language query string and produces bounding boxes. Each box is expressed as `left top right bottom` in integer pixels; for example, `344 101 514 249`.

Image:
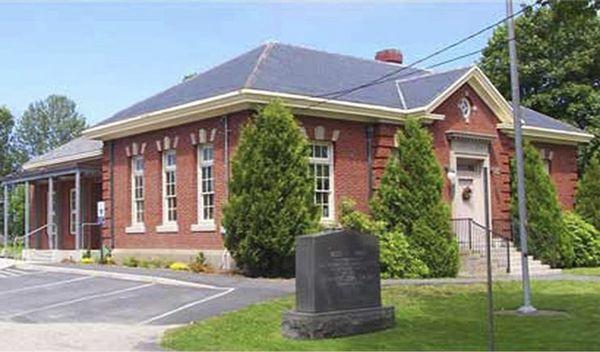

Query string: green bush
378 230 429 279
339 199 429 279
576 154 600 230
409 217 458 278
511 142 574 268
222 100 319 277
564 212 600 267
122 256 139 268
371 118 458 277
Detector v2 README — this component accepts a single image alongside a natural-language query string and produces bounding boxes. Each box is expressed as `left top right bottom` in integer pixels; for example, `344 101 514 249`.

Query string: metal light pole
506 0 536 314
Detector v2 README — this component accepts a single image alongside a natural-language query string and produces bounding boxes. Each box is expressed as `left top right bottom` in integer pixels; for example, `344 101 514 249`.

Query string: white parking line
5 283 154 319
0 276 93 297
139 287 236 325
0 268 43 279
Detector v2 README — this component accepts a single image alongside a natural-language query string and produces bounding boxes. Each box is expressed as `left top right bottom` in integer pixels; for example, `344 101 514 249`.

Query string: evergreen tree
511 142 574 267
371 118 458 277
222 100 319 277
576 154 600 230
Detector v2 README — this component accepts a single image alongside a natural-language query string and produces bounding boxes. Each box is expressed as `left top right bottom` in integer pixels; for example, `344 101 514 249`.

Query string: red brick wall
532 142 578 210
101 110 372 249
429 84 514 222
99 86 580 250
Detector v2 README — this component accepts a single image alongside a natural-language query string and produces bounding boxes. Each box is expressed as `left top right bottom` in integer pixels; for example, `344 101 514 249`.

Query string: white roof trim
498 123 594 145
23 149 103 171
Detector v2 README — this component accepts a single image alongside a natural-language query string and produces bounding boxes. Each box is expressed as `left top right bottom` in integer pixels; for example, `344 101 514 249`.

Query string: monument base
281 306 395 339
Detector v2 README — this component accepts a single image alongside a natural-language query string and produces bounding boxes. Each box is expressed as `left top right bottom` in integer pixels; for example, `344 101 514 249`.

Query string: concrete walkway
0 323 168 351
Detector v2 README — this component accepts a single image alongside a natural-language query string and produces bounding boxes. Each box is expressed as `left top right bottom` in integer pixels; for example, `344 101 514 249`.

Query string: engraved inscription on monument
282 229 395 339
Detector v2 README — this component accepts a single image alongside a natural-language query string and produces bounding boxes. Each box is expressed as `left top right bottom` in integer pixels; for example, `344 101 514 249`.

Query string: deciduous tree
480 0 600 167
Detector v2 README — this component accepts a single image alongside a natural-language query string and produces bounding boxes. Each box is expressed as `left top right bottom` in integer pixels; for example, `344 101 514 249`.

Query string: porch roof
0 165 101 186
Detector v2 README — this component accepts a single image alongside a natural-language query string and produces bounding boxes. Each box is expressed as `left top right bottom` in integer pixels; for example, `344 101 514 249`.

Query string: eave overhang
22 150 103 171
498 123 594 145
82 89 442 141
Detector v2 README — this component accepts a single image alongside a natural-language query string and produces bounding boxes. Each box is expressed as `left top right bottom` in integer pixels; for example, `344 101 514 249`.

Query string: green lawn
564 267 600 276
163 281 600 351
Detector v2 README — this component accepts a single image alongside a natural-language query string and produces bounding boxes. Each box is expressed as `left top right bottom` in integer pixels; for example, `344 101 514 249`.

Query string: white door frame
449 150 493 230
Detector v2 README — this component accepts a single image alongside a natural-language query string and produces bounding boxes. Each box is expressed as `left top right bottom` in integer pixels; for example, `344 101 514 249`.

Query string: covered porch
1 165 103 258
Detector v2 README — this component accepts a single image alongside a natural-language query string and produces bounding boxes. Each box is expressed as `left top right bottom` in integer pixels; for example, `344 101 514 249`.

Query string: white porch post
47 177 54 249
24 182 29 250
75 170 81 251
3 185 8 250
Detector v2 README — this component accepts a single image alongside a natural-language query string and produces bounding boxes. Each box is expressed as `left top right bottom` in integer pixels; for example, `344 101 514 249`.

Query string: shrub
122 256 139 268
169 262 190 271
82 249 92 259
339 199 429 279
80 257 94 265
139 258 164 269
564 212 600 267
222 100 319 277
371 118 459 277
195 252 206 265
409 217 458 278
511 142 574 267
378 230 429 279
576 154 600 230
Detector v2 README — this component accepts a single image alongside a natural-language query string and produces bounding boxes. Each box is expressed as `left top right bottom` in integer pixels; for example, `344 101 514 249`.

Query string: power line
301 0 544 111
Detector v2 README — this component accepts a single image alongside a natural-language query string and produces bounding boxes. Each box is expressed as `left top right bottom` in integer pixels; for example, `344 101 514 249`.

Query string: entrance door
452 158 486 226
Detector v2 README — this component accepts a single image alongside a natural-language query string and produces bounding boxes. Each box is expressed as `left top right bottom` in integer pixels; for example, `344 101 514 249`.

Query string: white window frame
192 144 216 232
157 150 178 233
126 156 145 234
69 188 77 235
309 142 335 224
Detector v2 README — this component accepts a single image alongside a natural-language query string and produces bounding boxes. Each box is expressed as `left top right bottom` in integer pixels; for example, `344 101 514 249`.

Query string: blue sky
0 1 522 125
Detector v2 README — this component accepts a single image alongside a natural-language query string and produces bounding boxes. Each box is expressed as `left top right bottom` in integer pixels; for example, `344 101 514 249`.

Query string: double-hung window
193 144 215 231
309 143 334 222
131 156 145 226
69 188 77 235
162 150 178 227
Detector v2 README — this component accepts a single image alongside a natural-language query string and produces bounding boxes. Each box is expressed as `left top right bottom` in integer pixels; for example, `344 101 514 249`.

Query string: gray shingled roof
97 42 429 126
23 137 103 168
94 42 585 137
396 67 471 109
515 104 583 133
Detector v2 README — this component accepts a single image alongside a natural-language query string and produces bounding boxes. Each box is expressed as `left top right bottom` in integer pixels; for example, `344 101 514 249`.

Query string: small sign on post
97 201 105 225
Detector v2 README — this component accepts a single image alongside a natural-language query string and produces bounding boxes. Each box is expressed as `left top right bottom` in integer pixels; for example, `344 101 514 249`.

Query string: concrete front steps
459 241 561 278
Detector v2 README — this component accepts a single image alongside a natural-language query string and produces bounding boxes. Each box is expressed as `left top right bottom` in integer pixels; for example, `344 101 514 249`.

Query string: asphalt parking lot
0 267 291 325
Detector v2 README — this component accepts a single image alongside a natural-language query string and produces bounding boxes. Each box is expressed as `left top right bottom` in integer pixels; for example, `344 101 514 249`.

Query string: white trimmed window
163 150 177 225
69 188 76 235
309 143 334 222
200 145 215 220
131 156 145 226
193 145 215 231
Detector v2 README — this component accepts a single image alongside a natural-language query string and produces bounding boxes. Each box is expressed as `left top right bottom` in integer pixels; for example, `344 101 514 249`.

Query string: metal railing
8 223 57 259
451 218 512 273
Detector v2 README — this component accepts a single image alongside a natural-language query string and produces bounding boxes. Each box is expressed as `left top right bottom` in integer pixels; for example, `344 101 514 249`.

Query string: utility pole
506 0 536 314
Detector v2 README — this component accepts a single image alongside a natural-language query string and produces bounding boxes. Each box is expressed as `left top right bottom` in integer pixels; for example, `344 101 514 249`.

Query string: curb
16 263 233 291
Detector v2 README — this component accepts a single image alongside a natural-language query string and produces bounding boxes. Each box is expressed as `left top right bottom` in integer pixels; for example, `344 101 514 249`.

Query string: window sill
320 218 338 229
125 225 146 234
156 223 179 233
191 222 216 232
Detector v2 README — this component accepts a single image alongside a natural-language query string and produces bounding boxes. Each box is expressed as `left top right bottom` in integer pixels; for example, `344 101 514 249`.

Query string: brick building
2 43 592 265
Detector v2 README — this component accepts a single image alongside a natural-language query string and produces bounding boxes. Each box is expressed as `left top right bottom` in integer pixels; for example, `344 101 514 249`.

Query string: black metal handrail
451 218 512 274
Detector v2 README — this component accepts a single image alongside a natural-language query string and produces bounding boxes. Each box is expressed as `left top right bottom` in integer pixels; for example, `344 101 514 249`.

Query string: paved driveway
0 264 293 351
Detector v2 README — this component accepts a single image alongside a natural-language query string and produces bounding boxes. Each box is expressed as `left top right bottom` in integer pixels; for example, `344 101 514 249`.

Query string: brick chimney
374 49 403 64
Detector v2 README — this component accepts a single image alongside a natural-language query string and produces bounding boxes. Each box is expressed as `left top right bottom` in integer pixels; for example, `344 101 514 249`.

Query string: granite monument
282 229 395 339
